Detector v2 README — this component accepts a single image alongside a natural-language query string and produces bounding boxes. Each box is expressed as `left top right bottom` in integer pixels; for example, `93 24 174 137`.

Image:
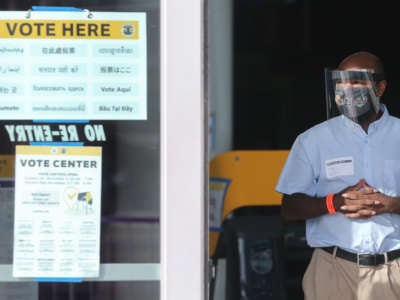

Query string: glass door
0 0 206 299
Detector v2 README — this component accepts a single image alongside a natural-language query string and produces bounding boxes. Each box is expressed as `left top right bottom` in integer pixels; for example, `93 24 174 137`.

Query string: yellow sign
0 20 139 39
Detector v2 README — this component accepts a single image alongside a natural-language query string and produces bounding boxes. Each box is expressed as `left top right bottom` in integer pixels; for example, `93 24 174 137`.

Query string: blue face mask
334 86 378 121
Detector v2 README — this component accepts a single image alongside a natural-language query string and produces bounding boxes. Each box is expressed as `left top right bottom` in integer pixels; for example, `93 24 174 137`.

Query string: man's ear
376 80 387 97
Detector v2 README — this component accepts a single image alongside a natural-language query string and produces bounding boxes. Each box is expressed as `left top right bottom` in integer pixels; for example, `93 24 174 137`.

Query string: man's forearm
281 193 331 221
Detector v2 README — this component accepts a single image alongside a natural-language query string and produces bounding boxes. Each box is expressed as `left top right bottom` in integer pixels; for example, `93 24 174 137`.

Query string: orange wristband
326 194 336 214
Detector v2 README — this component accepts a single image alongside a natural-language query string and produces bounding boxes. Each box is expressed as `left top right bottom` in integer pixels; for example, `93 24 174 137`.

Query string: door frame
160 1 207 300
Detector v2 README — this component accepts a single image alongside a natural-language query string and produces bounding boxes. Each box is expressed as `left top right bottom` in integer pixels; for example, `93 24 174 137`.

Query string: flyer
13 145 102 278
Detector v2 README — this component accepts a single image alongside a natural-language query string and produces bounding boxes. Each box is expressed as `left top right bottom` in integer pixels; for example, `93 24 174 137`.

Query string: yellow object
0 155 15 178
209 150 289 256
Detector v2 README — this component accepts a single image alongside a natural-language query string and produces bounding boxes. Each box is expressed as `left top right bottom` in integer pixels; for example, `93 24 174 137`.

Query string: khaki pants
303 248 400 300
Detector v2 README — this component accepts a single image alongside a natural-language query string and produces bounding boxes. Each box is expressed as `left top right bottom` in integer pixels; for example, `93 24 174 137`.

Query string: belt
321 246 400 266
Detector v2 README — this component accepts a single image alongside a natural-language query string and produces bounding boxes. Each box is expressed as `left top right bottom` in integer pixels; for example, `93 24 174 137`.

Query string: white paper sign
209 178 230 230
13 145 102 278
0 11 147 120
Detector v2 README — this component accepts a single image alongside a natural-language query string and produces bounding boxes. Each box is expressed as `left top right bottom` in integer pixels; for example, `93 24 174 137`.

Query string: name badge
325 156 354 179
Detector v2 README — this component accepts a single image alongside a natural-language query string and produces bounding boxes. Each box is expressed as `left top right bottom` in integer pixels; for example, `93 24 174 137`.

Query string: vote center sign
13 145 102 278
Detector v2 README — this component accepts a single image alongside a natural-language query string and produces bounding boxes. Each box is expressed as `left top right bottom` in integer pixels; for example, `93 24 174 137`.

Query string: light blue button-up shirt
276 104 400 254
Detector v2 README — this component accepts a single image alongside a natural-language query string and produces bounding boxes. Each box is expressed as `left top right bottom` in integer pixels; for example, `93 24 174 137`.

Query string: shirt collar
341 104 389 134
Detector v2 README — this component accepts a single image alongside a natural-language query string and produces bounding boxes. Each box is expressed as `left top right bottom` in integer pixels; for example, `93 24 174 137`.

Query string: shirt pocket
384 160 400 196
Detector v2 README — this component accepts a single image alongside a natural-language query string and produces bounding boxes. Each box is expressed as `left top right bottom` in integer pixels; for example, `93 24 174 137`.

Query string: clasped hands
337 179 399 219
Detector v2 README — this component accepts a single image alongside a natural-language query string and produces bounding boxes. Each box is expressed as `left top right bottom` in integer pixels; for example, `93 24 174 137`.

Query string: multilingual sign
0 11 147 120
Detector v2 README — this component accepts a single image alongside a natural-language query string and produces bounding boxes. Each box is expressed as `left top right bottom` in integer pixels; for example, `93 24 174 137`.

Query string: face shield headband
325 69 381 123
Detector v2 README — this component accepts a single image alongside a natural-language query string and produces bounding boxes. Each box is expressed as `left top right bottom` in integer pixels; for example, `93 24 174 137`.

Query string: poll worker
276 51 400 300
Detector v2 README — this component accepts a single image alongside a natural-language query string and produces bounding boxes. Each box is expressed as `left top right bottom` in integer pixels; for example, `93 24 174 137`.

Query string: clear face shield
325 69 381 123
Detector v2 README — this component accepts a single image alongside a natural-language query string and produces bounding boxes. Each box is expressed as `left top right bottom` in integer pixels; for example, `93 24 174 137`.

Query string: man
275 51 400 300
